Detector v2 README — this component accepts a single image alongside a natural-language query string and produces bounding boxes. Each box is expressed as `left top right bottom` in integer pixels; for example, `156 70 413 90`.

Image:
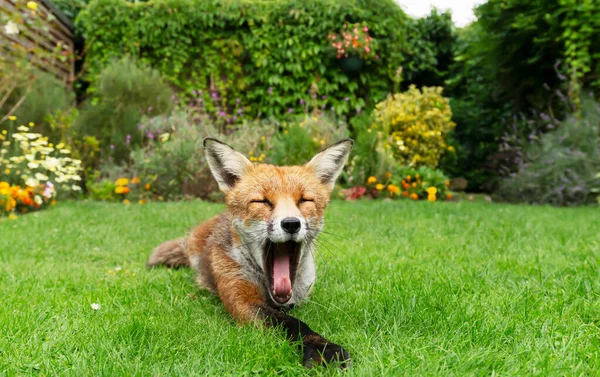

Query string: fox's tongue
272 247 292 302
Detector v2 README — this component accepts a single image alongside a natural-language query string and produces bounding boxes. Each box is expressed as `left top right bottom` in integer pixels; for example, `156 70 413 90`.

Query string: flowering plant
0 119 82 195
327 22 378 60
0 181 56 218
344 166 452 202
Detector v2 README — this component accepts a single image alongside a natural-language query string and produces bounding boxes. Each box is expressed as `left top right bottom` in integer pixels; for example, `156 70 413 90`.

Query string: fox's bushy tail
147 239 189 268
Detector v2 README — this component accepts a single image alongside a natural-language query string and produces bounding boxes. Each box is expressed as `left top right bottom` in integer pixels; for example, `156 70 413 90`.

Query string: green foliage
8 73 75 133
75 57 173 162
270 116 349 167
404 9 456 88
77 0 409 118
346 112 395 186
496 98 600 206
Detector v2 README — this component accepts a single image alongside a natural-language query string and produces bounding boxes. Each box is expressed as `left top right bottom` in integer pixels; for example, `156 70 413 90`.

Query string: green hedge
77 0 409 118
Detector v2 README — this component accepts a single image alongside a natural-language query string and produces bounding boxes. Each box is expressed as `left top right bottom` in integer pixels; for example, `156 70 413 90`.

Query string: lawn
1 200 599 376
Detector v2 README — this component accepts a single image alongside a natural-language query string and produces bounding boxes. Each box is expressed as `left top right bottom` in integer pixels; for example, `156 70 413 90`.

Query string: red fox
148 137 353 368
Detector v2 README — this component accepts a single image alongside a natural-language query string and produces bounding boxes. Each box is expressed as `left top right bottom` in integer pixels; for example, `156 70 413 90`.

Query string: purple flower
268 87 273 95
147 106 152 113
137 124 143 130
226 117 231 123
147 131 155 140
299 99 305 105
189 102 194 107
288 108 294 113
174 100 179 105
237 109 243 115
218 111 227 117
211 92 218 99
236 98 241 104
330 106 335 112
110 144 115 150
322 95 327 99
198 90 203 95
125 135 131 145
170 94 175 101
344 97 349 101
198 98 203 103
233 115 238 122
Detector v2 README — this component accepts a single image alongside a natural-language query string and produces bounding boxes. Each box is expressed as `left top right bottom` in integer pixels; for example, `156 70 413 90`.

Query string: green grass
1 200 599 376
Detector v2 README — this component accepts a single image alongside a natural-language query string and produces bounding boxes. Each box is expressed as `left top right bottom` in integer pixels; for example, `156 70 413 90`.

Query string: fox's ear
203 138 253 192
306 139 353 189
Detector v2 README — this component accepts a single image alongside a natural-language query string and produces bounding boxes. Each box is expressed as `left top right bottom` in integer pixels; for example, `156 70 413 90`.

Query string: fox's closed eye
251 199 273 207
298 197 314 205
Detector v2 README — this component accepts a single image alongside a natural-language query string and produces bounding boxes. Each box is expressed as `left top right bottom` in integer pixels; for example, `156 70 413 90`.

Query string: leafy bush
77 0 409 118
75 57 173 162
6 72 75 135
0 182 56 218
270 116 349 167
496 98 600 206
346 112 395 186
373 85 455 168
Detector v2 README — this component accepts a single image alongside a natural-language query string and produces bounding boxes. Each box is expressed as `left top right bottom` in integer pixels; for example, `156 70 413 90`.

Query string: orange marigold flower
145 183 151 190
412 182 417 188
123 199 131 205
367 176 377 185
387 184 400 194
402 191 409 197
131 177 141 184
402 182 409 189
410 193 418 200
375 183 384 191
446 193 452 200
428 195 437 202
385 172 392 179
445 180 450 187
406 175 411 182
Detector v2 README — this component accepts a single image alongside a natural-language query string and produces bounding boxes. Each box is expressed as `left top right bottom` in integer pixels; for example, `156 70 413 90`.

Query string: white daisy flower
91 303 100 310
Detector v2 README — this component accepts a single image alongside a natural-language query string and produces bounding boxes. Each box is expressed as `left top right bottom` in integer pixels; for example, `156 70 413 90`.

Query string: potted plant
327 22 378 73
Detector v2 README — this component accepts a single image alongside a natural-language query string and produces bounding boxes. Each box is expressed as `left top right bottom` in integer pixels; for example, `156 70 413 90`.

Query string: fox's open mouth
265 240 301 304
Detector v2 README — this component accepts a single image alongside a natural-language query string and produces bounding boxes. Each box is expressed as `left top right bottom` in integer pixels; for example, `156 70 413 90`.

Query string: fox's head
204 137 353 306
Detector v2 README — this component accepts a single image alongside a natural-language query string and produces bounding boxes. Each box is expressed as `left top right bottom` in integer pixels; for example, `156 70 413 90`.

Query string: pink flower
365 46 370 53
364 26 369 32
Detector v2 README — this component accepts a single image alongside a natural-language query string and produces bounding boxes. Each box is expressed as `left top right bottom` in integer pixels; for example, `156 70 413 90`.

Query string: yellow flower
51 200 56 206
138 199 147 204
375 184 384 191
8 213 17 220
0 182 8 189
385 172 392 179
131 177 141 184
428 195 437 202
27 1 37 10
8 116 16 121
410 193 418 200
367 176 377 185
115 178 129 186
145 183 151 190
260 136 265 141
426 187 438 195
123 199 131 205
4 169 10 174
28 122 34 127
116 186 130 194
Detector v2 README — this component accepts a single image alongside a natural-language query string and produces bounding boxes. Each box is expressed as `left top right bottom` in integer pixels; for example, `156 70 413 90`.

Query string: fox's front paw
302 336 351 369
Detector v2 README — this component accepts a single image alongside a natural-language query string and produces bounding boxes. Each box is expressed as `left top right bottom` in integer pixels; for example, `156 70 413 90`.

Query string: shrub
496 98 600 206
346 112 395 186
77 0 409 118
75 57 173 162
0 182 56 218
10 73 75 135
270 115 350 167
374 85 455 168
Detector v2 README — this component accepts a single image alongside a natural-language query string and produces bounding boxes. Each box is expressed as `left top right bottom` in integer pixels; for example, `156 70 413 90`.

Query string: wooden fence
0 0 74 85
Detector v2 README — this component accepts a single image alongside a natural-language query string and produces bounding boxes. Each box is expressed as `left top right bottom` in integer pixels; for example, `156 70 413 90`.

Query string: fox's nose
281 217 301 234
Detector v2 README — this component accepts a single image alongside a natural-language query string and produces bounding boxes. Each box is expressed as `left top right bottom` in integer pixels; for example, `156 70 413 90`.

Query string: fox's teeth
272 289 277 296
